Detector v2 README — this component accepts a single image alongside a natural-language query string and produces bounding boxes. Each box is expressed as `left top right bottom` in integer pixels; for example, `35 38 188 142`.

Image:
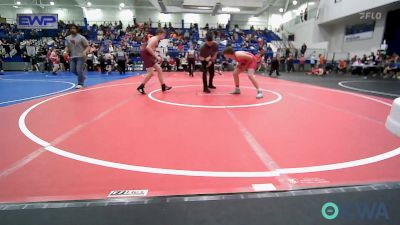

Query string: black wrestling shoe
203 89 211 93
208 85 216 89
162 84 172 92
137 84 146 94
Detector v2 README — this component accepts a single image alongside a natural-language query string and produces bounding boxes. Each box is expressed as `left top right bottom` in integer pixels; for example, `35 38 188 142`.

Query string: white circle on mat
147 85 283 108
18 82 400 178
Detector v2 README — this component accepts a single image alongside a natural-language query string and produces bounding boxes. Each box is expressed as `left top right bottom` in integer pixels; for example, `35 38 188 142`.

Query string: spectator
351 58 364 75
307 67 325 76
87 52 95 71
185 45 196 77
169 56 177 71
287 54 295 72
31 54 39 72
104 52 113 75
50 49 60 75
300 10 304 22
368 52 376 64
22 51 31 71
161 56 171 71
279 55 286 72
98 53 106 74
116 48 128 74
304 7 308 21
361 54 368 64
108 41 114 53
298 54 305 72
300 43 307 55
338 59 347 73
351 55 357 65
383 56 400 79
310 53 316 69
63 51 70 71
269 56 280 77
318 54 326 70
0 52 4 74
46 48 53 73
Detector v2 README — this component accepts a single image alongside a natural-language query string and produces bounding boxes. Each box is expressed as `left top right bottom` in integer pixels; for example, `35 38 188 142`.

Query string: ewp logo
321 201 390 222
17 14 58 29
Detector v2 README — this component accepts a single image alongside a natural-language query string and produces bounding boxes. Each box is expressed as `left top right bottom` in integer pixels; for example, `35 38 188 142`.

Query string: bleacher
0 22 282 64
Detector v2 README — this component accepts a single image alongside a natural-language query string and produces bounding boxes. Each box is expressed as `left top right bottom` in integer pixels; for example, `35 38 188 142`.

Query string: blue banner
17 14 58 29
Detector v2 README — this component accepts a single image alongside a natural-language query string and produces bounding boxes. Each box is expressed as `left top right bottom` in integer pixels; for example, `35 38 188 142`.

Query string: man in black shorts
199 34 218 93
137 29 172 94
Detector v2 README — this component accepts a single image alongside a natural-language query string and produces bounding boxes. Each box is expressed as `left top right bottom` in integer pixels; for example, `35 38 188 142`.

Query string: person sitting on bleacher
338 59 347 74
383 56 399 79
104 52 114 75
351 58 364 75
161 56 171 72
168 56 177 71
361 54 368 64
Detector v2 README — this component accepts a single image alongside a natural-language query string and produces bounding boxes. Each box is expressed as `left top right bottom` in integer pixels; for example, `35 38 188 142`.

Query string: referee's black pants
201 61 215 91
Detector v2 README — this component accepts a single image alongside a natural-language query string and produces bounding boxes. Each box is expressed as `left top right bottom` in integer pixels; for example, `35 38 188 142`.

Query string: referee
199 34 218 93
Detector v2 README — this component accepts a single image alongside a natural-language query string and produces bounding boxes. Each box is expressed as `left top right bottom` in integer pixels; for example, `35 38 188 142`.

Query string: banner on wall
17 14 58 29
344 21 375 42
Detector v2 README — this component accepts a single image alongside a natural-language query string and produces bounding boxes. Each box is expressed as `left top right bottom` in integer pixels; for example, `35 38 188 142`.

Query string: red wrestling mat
0 72 399 203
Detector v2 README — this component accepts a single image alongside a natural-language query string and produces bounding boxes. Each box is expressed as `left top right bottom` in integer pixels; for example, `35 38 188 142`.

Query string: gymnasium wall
326 12 388 57
83 7 135 26
317 0 398 24
229 14 270 30
285 6 393 57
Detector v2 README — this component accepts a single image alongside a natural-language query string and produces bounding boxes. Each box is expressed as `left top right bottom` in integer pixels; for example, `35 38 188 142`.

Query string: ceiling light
16 1 21 5
87 1 92 7
50 1 54 5
293 0 298 5
221 7 240 12
119 2 125 8
308 2 315 5
279 8 284 13
13 5 18 8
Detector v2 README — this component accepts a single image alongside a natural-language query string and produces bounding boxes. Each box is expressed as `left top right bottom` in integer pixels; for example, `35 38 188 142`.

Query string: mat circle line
147 85 283 108
18 81 400 178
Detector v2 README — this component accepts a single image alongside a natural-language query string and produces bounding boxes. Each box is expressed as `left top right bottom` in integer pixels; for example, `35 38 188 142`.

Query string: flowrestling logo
17 14 58 29
321 201 390 222
359 11 382 20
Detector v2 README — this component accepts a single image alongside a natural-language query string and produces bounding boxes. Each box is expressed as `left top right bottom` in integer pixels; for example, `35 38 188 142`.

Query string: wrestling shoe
162 84 172 92
256 90 263 99
230 88 241 94
137 84 146 94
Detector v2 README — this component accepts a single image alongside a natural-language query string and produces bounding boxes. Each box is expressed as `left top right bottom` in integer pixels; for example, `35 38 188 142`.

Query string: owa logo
18 15 56 26
321 201 390 221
